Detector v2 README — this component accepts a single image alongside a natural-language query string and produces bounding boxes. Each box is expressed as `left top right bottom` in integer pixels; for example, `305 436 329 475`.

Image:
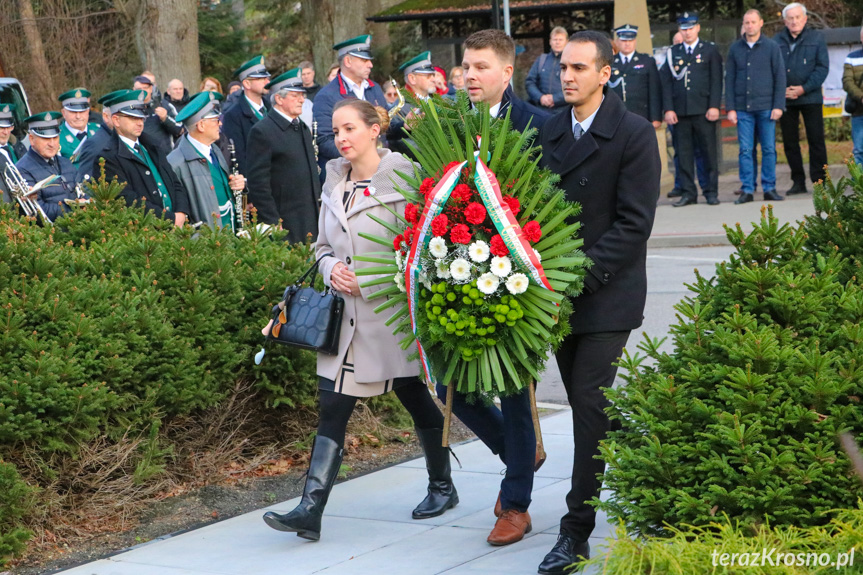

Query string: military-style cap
398 51 435 76
0 103 17 128
333 35 373 60
265 68 305 93
234 55 270 81
98 89 131 107
677 12 699 29
109 89 149 118
58 88 92 112
25 111 63 138
176 91 224 126
614 24 638 40
133 75 153 86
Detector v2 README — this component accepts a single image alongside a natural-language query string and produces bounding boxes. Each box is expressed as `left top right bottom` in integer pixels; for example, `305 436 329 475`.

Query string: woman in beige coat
263 100 458 541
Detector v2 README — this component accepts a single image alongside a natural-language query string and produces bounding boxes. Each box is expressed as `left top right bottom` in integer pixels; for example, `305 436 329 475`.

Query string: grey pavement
54 163 829 574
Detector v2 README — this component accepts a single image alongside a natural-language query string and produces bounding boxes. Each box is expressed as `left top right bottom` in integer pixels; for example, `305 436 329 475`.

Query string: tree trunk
17 0 56 103
302 0 369 86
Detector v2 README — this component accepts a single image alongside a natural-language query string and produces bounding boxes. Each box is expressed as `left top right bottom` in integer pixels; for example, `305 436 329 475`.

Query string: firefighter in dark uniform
609 24 662 127
660 12 723 207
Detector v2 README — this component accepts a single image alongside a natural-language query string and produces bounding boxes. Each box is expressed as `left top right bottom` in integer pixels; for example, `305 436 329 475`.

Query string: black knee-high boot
263 436 343 541
412 427 459 519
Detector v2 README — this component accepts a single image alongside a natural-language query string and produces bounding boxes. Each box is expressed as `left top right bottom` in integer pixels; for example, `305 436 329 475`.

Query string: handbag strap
295 253 335 286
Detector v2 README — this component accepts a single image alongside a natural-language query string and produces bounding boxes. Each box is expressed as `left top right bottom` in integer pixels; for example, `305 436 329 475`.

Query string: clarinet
227 138 246 232
312 121 321 174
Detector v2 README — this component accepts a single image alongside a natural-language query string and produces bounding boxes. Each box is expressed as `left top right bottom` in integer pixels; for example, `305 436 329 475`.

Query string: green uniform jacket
59 121 100 165
166 135 234 230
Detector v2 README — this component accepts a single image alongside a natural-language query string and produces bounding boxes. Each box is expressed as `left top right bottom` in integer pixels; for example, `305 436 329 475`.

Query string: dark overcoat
538 88 660 335
97 130 191 221
246 110 321 243
221 95 270 177
610 51 662 122
75 123 112 183
166 135 234 230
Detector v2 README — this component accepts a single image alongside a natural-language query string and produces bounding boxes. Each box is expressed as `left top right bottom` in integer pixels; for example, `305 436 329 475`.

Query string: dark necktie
687 46 693 55
134 143 142 156
210 148 219 166
291 118 300 131
573 123 584 141
75 132 86 141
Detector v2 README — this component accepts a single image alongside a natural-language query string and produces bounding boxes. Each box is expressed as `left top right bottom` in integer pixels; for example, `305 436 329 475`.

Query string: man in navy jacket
726 9 786 204
774 2 829 194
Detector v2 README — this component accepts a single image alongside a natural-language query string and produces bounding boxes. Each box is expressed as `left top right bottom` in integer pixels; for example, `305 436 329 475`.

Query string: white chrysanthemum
429 236 448 259
394 272 406 293
477 272 500 295
506 273 528 295
435 259 451 279
468 240 490 263
419 271 432 290
395 250 404 270
490 256 512 278
449 258 471 282
533 248 542 262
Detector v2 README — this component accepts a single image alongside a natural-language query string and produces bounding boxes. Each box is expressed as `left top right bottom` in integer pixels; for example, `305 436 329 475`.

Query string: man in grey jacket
726 9 786 204
167 91 246 231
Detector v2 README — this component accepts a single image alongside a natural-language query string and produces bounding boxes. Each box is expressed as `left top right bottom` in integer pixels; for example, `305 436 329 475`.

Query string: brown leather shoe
487 509 532 546
494 491 502 517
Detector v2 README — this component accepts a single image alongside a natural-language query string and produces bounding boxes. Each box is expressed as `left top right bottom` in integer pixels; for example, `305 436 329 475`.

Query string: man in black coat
76 90 131 184
660 12 723 206
133 75 183 155
609 24 662 127
97 90 190 226
536 31 660 575
246 68 320 243
221 55 271 178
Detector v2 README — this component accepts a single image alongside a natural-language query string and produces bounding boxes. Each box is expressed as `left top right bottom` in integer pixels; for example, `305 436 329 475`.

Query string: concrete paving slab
50 560 224 575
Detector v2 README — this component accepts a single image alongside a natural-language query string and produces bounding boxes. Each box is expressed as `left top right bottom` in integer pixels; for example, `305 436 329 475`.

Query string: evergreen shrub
599 174 863 535
0 172 319 564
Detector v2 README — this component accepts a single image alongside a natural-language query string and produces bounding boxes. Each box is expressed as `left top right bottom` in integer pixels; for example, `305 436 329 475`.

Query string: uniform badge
66 135 74 143
614 69 619 75
74 89 82 98
679 59 684 65
44 112 51 121
137 92 145 102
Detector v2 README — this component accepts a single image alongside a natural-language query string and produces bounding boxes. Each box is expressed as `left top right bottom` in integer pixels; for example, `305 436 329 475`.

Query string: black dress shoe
706 197 720 205
672 196 696 207
667 188 682 198
538 534 590 575
786 182 808 195
763 190 785 202
734 193 754 205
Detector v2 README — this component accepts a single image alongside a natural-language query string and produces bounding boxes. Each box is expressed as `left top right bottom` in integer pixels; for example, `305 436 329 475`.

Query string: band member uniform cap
0 104 17 128
398 51 436 75
25 111 64 138
175 91 224 126
677 12 699 30
333 35 373 60
234 55 271 81
109 90 149 118
98 89 131 106
58 88 92 112
614 24 639 40
265 68 306 93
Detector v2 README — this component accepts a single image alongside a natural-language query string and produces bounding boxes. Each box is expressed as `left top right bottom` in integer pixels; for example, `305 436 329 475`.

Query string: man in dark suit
609 24 662 127
433 28 548 549
221 55 271 177
246 68 320 244
97 90 190 226
76 90 130 183
660 12 723 206
536 31 660 574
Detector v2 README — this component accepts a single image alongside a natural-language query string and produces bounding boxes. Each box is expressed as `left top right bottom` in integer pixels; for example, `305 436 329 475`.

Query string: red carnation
393 234 404 250
451 183 473 203
404 203 419 224
404 226 415 247
490 235 509 256
450 224 472 245
419 177 436 197
523 220 542 243
503 195 520 216
464 202 487 225
431 214 449 237
443 161 462 174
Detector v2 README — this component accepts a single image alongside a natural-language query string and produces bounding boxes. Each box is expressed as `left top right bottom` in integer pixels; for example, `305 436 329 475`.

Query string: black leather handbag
266 255 344 355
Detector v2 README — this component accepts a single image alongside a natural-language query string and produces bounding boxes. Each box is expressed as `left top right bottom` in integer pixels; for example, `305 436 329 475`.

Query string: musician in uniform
660 12 723 207
57 88 100 167
75 89 130 183
167 91 246 231
97 90 190 226
609 25 662 127
388 51 437 155
15 111 83 221
246 68 321 243
313 35 395 174
221 55 271 177
0 104 27 203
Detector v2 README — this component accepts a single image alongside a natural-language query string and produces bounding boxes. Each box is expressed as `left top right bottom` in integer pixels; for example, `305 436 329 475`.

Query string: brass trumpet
3 163 52 224
387 77 406 119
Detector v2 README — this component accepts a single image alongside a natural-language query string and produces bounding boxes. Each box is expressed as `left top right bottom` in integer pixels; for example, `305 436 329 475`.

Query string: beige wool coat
315 149 419 394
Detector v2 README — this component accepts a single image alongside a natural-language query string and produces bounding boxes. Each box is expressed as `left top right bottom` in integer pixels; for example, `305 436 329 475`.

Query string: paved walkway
57 410 606 575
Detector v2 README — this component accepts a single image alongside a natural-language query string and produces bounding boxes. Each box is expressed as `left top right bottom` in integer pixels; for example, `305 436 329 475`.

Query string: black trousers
675 114 719 201
555 330 631 542
779 103 828 185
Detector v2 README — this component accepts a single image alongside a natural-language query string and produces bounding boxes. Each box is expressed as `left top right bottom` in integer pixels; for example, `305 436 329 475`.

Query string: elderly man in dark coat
246 68 320 243
15 111 83 222
167 91 246 231
97 90 190 226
